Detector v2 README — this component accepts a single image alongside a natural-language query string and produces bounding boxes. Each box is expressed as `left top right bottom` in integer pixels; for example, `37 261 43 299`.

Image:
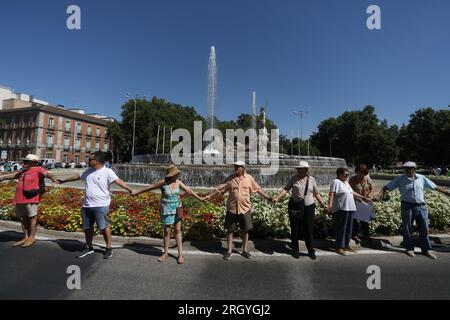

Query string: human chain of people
1 152 449 263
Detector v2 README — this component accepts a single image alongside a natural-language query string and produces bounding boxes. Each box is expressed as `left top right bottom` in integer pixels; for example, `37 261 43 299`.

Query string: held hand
271 197 278 205
326 206 333 215
56 179 65 184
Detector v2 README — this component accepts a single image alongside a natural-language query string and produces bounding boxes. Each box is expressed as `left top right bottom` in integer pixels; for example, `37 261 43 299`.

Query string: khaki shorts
224 211 253 231
15 204 39 218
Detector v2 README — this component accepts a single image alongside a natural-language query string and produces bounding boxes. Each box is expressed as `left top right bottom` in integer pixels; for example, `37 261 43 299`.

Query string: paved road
1 230 450 300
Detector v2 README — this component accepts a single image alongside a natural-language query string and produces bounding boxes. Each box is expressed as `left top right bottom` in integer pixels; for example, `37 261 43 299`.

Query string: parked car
42 158 57 169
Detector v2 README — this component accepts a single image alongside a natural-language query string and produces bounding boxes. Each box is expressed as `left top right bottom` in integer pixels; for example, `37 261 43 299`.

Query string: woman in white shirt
327 167 371 256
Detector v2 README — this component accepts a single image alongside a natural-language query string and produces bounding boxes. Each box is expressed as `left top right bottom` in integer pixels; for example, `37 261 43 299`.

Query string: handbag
287 176 309 218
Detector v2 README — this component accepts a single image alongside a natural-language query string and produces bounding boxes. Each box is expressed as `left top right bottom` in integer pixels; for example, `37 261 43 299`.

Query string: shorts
224 211 253 231
81 206 110 231
15 204 39 218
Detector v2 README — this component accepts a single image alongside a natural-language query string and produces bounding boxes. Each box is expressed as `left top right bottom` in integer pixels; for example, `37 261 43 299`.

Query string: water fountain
114 46 347 188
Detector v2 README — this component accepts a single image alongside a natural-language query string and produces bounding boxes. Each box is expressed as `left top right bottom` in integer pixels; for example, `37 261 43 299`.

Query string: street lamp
293 110 309 156
329 136 338 157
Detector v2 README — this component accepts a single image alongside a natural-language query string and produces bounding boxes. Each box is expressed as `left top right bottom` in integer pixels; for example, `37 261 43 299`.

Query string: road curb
1 220 449 252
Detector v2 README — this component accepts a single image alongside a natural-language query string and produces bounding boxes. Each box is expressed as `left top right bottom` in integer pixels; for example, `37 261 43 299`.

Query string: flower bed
1 182 449 239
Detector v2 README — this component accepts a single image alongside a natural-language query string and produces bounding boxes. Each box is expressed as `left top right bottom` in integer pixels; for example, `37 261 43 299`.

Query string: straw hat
21 154 40 162
166 165 181 178
294 161 310 169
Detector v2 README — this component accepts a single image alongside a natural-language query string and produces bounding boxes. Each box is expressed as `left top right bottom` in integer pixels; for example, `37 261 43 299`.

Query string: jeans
289 204 315 254
81 206 110 231
333 210 354 249
400 202 432 253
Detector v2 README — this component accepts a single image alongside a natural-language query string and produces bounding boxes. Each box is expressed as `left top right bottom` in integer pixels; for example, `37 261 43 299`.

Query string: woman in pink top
0 154 58 248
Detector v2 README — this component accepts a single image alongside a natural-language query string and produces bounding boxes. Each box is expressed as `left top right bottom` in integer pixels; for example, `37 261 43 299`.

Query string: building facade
0 102 113 163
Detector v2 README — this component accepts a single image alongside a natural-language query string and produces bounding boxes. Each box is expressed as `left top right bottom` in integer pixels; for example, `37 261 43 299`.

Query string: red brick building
0 101 114 163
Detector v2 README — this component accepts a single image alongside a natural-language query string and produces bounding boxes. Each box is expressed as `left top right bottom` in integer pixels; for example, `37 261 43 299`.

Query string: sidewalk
2 220 449 254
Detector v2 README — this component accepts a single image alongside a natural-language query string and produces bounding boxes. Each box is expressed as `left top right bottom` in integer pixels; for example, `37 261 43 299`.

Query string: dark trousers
333 210 354 249
352 219 370 238
289 204 315 254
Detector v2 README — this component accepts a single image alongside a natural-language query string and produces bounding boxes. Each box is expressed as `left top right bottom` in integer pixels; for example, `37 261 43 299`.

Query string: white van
42 158 57 169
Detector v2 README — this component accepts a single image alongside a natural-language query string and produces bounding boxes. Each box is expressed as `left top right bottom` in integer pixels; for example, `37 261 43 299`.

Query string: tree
311 106 399 166
398 108 450 165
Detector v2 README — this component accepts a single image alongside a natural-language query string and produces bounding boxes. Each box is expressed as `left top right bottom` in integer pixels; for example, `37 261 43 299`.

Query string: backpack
22 169 46 199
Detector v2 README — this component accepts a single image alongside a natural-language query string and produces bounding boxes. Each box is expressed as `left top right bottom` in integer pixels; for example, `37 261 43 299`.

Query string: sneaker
423 251 437 260
242 251 253 259
292 251 300 259
308 251 317 260
345 247 357 253
223 252 232 260
405 250 415 258
77 246 94 259
104 248 113 259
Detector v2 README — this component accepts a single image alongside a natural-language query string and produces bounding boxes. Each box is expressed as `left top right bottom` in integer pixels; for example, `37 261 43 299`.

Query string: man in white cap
0 154 58 248
272 161 326 260
204 160 272 260
377 161 450 259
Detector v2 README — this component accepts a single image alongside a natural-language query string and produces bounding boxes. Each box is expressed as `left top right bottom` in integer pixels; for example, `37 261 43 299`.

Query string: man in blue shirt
378 162 450 259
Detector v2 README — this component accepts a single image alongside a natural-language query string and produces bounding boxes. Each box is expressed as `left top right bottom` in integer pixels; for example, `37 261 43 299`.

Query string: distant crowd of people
1 152 450 264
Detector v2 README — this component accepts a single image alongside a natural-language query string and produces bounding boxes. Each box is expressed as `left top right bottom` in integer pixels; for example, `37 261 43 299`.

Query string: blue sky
1 0 450 139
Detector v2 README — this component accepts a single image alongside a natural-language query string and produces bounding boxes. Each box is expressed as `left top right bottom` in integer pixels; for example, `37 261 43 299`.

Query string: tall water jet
205 46 219 155
207 47 217 134
251 91 257 131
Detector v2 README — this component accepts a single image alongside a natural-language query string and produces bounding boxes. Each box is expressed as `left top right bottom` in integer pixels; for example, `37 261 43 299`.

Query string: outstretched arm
0 172 20 182
435 186 450 197
132 180 165 196
45 172 59 184
114 178 133 194
57 174 81 184
178 181 202 201
272 189 288 204
257 189 272 202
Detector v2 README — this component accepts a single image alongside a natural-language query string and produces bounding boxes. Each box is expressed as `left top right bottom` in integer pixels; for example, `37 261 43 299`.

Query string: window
65 121 71 132
75 156 80 164
95 141 100 151
47 135 53 147
48 117 54 129
96 128 100 137
63 155 68 163
87 125 92 136
76 123 82 134
64 137 70 150
104 142 108 151
75 138 81 151
86 140 91 152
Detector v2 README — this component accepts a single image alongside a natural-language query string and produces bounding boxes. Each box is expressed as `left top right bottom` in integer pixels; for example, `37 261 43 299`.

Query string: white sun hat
402 161 417 168
21 154 40 162
233 160 246 167
294 161 310 169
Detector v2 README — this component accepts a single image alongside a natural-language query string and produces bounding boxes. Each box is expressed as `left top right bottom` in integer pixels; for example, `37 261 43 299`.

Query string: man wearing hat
272 161 326 260
0 154 58 248
377 161 450 259
204 161 272 260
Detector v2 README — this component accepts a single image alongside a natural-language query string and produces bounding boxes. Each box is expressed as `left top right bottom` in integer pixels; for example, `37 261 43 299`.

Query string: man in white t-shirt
58 151 132 259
